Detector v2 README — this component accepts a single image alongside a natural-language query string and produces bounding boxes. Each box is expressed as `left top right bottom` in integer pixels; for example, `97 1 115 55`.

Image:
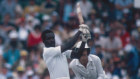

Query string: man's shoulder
43 46 61 56
69 59 78 68
89 54 100 60
43 46 60 51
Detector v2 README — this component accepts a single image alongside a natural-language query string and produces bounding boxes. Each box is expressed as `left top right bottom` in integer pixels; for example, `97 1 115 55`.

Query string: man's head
93 27 100 39
34 25 41 33
29 0 35 5
79 48 90 65
41 30 55 47
75 41 90 60
109 29 116 40
95 45 101 54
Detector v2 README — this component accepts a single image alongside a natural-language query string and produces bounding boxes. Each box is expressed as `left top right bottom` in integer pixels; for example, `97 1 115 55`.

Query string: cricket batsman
69 3 105 78
41 24 91 79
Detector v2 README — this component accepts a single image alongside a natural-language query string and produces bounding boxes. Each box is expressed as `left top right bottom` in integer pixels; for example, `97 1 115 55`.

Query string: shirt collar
76 55 93 66
76 59 83 67
88 55 93 62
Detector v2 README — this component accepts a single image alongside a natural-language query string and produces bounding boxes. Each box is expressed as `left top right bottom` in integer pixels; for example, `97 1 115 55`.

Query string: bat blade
76 2 84 24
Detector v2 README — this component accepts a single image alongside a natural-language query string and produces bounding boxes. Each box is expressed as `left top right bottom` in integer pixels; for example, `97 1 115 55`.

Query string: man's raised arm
61 24 90 53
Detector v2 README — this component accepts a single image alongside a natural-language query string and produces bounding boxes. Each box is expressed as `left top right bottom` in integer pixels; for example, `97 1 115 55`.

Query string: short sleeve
43 46 61 59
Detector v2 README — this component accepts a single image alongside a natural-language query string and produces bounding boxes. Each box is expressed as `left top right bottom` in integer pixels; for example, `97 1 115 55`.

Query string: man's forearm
61 31 81 53
78 41 85 53
70 41 86 59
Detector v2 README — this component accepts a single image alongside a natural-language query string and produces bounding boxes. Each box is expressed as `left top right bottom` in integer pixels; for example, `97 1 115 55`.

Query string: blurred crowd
0 0 140 79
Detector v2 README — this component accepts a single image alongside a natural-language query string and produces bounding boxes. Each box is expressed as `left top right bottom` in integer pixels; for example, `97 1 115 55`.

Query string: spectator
112 62 122 78
0 14 15 33
51 11 59 25
41 0 57 15
18 18 29 49
0 14 15 46
88 32 95 54
86 9 96 27
115 0 133 20
95 45 104 60
124 40 139 79
94 1 108 19
103 29 122 61
12 50 30 71
35 53 46 76
99 23 106 36
3 30 20 67
25 66 39 79
76 0 93 19
15 66 26 79
56 0 64 22
116 26 130 47
0 64 13 79
24 0 40 16
52 23 63 46
25 15 40 32
42 14 52 30
103 29 122 53
63 0 73 22
27 25 42 49
15 0 23 15
93 27 106 48
66 13 79 29
0 0 16 18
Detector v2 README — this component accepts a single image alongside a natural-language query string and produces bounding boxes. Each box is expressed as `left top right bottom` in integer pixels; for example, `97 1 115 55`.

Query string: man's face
109 31 115 39
95 47 101 53
2 67 7 74
30 0 35 5
79 50 88 64
44 33 55 47
94 33 99 39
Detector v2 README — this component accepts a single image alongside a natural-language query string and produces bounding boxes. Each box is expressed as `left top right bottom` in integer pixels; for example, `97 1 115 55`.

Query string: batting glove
81 30 91 42
79 24 89 32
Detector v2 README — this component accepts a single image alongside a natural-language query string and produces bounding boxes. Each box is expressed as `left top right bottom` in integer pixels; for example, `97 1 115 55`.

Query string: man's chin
50 43 55 47
51 45 55 47
45 43 55 47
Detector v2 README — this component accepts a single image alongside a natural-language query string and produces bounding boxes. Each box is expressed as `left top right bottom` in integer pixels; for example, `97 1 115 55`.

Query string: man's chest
77 62 98 79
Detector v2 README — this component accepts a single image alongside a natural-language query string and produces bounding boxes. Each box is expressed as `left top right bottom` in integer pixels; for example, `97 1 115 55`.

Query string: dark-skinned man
41 24 91 79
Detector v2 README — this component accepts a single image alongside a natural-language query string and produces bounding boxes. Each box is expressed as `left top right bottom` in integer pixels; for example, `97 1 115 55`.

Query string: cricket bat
76 2 84 24
76 2 91 40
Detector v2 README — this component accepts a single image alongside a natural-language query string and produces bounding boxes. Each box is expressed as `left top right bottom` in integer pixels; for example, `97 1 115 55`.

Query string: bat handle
78 13 84 24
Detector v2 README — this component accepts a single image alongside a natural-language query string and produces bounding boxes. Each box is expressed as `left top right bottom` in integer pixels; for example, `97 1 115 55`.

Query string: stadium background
0 0 140 79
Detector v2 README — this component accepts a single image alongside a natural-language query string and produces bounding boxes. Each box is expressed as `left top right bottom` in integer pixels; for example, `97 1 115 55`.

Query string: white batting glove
79 24 89 33
81 29 91 42
79 24 91 41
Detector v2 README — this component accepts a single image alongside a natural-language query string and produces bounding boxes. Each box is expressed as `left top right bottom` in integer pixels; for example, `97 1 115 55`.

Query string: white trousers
56 77 70 79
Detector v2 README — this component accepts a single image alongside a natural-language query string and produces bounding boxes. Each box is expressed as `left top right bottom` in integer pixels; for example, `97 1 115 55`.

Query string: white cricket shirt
70 55 105 79
43 46 71 79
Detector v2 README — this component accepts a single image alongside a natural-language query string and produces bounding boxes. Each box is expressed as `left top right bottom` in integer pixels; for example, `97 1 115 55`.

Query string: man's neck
79 60 88 68
83 63 87 68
